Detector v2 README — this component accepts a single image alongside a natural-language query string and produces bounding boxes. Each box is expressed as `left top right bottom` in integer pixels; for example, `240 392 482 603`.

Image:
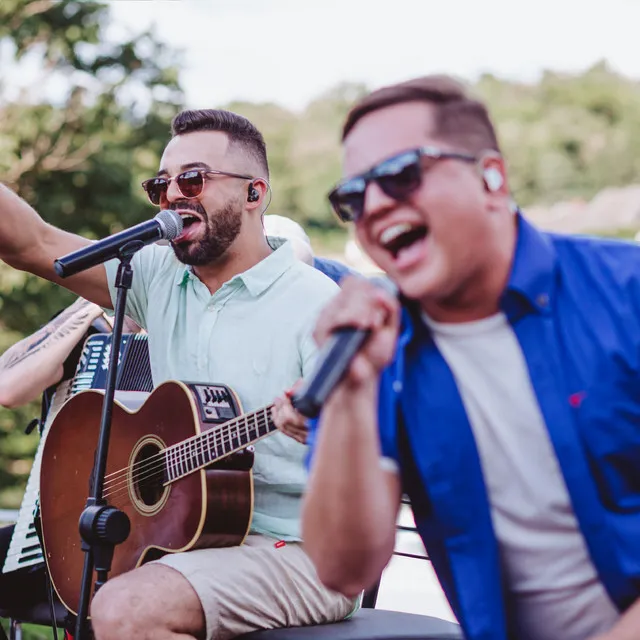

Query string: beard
171 200 243 266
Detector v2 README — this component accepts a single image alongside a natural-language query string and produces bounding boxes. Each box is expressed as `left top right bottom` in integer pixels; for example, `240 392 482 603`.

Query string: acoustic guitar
39 380 278 614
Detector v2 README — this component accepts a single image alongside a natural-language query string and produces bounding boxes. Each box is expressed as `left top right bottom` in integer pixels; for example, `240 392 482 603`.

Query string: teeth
379 223 412 247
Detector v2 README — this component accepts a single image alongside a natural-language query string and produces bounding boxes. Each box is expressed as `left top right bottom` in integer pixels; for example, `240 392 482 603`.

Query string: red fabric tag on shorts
275 540 286 548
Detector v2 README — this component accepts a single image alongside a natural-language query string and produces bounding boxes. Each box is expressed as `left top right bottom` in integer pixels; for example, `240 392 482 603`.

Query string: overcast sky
107 0 640 111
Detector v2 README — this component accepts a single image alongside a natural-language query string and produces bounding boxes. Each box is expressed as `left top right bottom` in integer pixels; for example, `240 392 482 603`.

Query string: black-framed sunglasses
141 168 253 206
327 146 477 223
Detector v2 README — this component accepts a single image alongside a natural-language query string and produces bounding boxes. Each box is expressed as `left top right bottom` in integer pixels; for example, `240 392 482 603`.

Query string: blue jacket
314 256 355 285
309 214 640 639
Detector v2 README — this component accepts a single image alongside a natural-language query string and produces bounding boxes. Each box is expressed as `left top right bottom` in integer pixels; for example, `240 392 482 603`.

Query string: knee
90 564 204 640
90 575 153 640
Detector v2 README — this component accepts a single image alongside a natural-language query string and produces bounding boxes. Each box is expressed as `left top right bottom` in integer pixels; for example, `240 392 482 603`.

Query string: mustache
169 200 207 217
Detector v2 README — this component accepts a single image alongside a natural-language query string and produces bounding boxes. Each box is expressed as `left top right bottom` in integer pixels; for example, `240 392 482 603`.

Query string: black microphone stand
71 241 144 640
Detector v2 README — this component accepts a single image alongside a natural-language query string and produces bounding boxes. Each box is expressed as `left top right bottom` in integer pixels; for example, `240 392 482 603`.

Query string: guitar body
39 380 254 614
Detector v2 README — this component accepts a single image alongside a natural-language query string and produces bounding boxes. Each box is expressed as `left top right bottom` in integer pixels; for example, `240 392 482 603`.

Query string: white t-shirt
422 311 620 640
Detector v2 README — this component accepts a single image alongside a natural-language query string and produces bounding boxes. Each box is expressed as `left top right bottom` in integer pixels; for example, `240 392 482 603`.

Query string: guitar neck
164 404 276 483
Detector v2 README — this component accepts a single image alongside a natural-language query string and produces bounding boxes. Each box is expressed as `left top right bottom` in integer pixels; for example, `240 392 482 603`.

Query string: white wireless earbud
483 167 504 192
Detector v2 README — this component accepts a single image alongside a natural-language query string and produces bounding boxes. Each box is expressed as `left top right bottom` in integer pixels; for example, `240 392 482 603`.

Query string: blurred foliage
0 0 183 511
226 82 369 233
0 619 63 640
241 63 640 230
476 63 640 206
2 3 640 524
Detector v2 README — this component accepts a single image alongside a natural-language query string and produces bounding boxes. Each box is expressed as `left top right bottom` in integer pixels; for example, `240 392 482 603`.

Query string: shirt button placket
197 301 218 372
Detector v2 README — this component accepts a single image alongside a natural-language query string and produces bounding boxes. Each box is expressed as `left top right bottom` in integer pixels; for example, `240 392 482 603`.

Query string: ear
478 151 508 195
246 177 271 212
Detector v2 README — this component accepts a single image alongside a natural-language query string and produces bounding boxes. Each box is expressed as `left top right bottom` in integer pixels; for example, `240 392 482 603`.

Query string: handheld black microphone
54 210 183 278
292 277 398 418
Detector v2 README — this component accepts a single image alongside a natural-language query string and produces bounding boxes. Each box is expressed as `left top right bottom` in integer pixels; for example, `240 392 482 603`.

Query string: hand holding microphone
291 276 401 418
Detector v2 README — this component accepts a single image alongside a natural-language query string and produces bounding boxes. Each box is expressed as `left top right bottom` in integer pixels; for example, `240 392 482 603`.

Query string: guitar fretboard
164 405 275 483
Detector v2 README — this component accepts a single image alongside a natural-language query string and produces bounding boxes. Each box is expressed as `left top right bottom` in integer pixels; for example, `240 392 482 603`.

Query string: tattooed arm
0 298 104 408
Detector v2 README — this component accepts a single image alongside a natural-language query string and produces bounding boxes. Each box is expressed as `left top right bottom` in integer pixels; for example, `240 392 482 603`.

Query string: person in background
0 297 139 408
263 213 356 284
0 298 139 612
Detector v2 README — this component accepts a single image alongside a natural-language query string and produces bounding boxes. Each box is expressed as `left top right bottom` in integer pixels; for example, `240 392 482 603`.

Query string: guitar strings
101 407 273 499
100 406 275 502
101 404 274 496
101 404 273 492
101 411 273 503
102 422 266 501
102 429 272 505
102 403 273 483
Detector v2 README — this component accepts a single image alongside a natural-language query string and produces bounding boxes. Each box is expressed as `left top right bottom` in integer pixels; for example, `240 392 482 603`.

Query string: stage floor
377 553 456 622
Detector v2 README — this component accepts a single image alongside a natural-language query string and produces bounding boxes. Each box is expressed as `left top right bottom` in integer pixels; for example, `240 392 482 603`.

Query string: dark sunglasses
327 146 477 222
141 168 253 206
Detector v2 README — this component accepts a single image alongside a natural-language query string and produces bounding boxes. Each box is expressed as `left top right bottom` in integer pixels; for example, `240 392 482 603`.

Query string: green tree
0 0 184 507
225 82 367 235
476 62 640 206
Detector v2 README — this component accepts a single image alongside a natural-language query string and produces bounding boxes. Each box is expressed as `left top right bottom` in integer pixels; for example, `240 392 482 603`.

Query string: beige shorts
155 534 359 640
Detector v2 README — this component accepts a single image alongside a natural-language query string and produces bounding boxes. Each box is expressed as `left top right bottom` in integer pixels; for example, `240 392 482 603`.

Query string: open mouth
379 222 428 259
174 211 205 243
179 212 202 228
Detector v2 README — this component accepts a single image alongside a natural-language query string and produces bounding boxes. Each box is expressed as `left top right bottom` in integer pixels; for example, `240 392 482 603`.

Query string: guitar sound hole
133 443 166 507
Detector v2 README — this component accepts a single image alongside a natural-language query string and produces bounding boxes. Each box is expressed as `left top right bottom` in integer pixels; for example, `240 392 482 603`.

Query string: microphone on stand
54 210 183 278
292 277 397 419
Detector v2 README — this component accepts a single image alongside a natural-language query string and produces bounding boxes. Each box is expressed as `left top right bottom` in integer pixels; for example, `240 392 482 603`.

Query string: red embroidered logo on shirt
568 391 586 408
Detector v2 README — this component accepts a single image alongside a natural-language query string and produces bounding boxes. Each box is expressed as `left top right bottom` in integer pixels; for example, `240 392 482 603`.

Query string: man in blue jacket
276 75 640 640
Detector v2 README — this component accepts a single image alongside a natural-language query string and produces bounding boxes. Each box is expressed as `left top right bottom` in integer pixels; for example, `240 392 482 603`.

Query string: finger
271 404 288 429
286 427 308 444
277 423 307 444
314 289 388 344
372 287 399 316
286 378 304 395
287 416 308 430
292 424 308 437
273 401 307 431
279 403 299 423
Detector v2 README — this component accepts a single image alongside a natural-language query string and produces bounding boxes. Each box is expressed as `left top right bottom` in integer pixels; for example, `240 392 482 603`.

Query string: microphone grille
155 209 184 240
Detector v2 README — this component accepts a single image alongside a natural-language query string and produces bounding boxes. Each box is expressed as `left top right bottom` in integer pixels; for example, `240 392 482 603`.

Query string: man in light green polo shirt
0 109 355 639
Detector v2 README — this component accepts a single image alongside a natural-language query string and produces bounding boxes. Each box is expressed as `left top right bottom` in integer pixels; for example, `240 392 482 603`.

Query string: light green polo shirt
104 239 339 540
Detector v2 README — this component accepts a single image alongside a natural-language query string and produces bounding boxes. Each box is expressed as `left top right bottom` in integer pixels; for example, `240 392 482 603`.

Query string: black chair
237 610 462 640
237 497 463 640
0 599 68 640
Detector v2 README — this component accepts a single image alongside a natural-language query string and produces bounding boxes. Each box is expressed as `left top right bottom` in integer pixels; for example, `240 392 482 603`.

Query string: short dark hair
171 109 269 177
342 75 500 155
